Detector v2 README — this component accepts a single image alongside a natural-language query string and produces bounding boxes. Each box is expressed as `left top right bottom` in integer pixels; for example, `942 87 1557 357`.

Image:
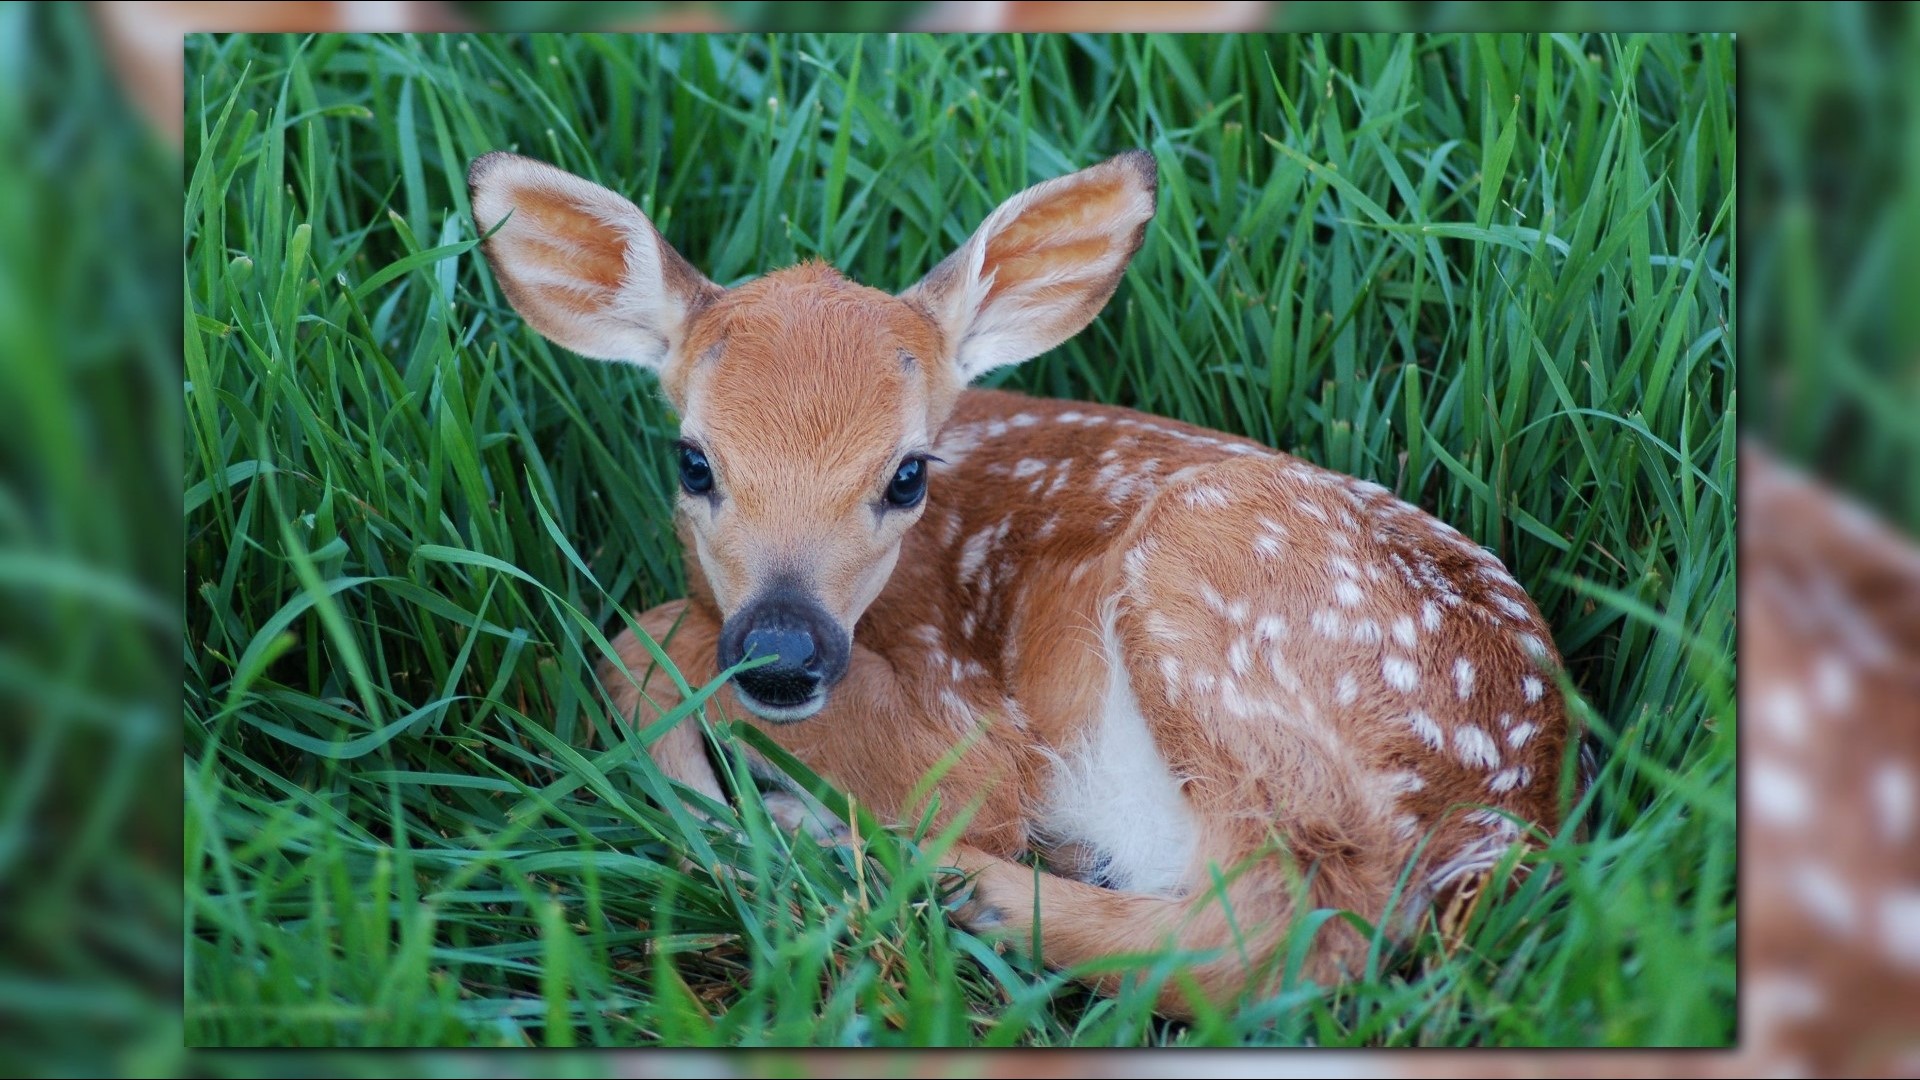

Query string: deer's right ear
468 152 719 372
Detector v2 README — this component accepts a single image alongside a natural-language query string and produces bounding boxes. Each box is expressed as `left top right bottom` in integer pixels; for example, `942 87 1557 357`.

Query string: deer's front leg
603 599 848 843
749 644 1035 859
602 599 729 807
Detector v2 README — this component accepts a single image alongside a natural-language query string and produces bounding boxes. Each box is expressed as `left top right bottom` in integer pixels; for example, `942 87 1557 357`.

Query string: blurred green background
0 0 1914 1075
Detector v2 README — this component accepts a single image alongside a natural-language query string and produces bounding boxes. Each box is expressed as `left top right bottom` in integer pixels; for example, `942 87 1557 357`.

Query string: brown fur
473 150 1572 1019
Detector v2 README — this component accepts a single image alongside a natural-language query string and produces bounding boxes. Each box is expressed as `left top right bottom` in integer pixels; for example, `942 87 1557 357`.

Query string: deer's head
470 149 1156 721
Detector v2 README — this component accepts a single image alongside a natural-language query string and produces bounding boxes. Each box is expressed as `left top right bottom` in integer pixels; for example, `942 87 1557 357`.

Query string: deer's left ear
902 150 1158 384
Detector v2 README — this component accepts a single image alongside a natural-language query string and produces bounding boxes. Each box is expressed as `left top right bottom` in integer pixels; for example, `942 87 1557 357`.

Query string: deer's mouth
732 686 829 723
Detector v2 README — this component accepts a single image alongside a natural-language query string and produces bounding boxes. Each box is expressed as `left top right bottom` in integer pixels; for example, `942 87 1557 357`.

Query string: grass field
182 31 1736 1047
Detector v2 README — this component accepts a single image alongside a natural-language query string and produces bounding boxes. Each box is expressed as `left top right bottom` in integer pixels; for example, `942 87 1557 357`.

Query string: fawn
468 148 1571 1016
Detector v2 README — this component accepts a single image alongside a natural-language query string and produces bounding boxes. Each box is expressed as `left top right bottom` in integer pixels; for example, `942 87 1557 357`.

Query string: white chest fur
1037 619 1198 896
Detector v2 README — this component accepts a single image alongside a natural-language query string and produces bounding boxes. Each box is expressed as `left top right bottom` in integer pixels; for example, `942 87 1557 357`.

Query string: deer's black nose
733 625 822 706
717 584 848 721
742 626 817 673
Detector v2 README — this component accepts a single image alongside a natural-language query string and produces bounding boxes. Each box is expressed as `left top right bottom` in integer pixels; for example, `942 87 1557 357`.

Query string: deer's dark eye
886 457 927 509
678 444 713 496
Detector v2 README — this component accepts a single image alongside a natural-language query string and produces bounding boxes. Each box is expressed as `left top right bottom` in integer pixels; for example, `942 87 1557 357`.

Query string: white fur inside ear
469 152 709 370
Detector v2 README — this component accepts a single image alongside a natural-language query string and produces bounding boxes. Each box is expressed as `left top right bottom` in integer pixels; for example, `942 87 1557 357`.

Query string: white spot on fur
958 521 1009 586
1311 609 1344 638
1056 410 1084 424
1228 637 1253 676
1452 726 1500 770
1384 656 1420 692
1329 556 1360 579
1013 458 1047 479
1758 757 1812 822
1265 653 1302 693
1759 686 1810 746
1426 830 1516 896
1392 615 1418 648
1746 975 1826 1026
1872 765 1915 843
1466 807 1520 837
1349 619 1382 647
1143 611 1183 644
1254 615 1288 643
1406 711 1444 750
1488 766 1530 794
1505 721 1537 750
1182 486 1230 509
1489 592 1531 621
1517 633 1548 658
1219 677 1256 719
938 687 969 720
1199 582 1228 614
1812 653 1857 713
1299 501 1329 524
986 420 1008 438
1009 413 1037 427
1334 580 1365 607
1158 655 1183 699
1792 861 1860 937
1335 673 1359 705
1453 658 1476 700
1522 675 1544 703
1881 890 1920 969
1035 515 1059 539
933 423 981 464
1253 535 1284 560
1421 601 1442 632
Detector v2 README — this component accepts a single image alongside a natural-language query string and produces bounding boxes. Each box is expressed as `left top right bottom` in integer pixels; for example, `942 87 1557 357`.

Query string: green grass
182 31 1735 1048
